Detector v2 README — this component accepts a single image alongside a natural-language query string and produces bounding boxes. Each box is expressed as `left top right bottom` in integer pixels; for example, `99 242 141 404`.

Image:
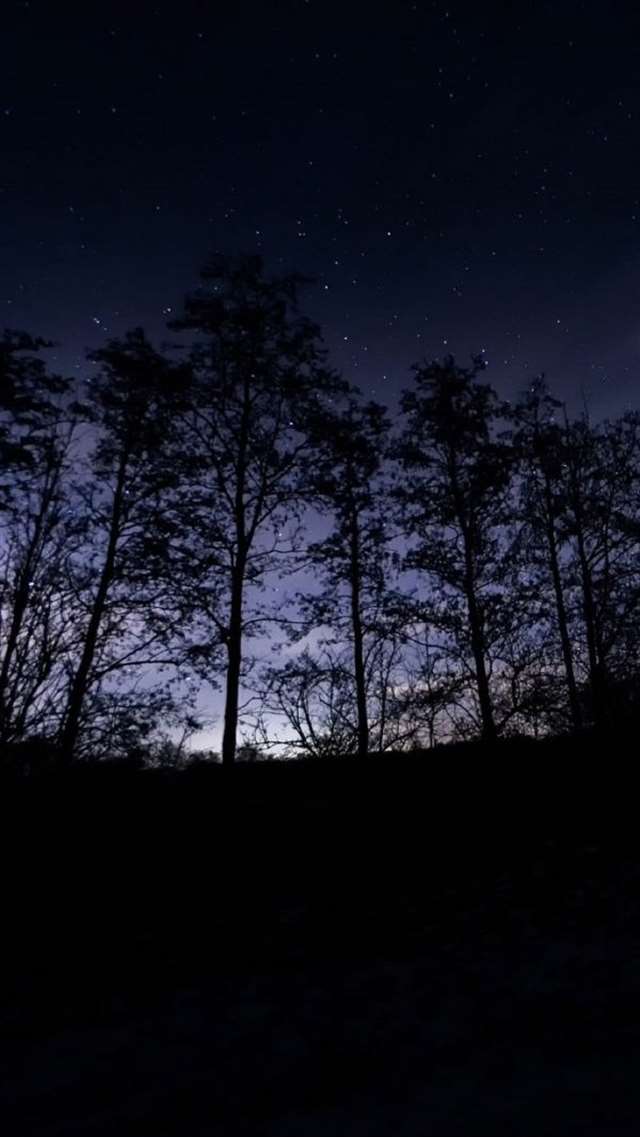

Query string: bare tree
256 649 358 760
0 419 82 745
507 378 582 731
168 255 346 765
58 329 191 760
394 355 512 744
295 397 394 757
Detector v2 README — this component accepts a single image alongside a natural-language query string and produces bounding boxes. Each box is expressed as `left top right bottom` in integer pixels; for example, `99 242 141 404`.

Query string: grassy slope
1 731 639 1135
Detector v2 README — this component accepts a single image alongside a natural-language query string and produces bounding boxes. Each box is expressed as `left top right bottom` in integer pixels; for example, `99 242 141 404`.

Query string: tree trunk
460 515 496 744
542 476 582 731
466 580 497 744
59 451 128 760
569 469 604 724
348 503 369 759
446 444 497 744
563 419 607 724
221 560 244 767
575 521 604 724
220 374 252 768
0 449 60 742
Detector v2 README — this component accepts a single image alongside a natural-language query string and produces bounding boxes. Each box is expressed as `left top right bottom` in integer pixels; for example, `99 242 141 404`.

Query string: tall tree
564 410 640 725
0 419 81 746
295 397 393 758
394 355 512 744
169 255 346 765
560 411 606 723
508 378 582 732
58 329 189 760
0 329 77 753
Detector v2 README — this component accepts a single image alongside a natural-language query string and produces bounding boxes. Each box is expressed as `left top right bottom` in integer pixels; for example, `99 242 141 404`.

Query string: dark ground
1 733 639 1135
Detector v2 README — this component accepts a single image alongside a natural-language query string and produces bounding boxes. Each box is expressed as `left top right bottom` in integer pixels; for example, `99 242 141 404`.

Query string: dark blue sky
2 0 640 417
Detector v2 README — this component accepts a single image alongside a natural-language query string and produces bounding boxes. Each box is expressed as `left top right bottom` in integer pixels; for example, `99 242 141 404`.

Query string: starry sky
3 0 640 419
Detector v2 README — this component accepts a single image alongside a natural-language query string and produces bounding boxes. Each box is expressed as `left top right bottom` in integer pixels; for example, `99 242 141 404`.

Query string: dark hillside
1 730 639 1135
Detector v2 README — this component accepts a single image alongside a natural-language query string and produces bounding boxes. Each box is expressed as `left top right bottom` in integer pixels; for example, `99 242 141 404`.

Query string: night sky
3 0 640 419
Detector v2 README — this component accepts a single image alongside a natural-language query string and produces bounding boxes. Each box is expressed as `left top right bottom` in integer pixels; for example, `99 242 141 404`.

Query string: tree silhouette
58 330 189 760
256 648 358 759
2 279 640 766
296 397 393 758
394 355 512 744
168 255 347 765
0 417 81 747
559 412 608 724
564 410 640 725
0 330 69 486
508 378 583 732
0 330 77 752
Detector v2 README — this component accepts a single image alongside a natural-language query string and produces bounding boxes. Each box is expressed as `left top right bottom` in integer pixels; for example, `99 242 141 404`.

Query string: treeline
1 255 639 767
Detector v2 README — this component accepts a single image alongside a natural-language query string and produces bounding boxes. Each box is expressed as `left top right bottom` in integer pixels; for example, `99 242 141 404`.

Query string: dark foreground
1 732 639 1135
